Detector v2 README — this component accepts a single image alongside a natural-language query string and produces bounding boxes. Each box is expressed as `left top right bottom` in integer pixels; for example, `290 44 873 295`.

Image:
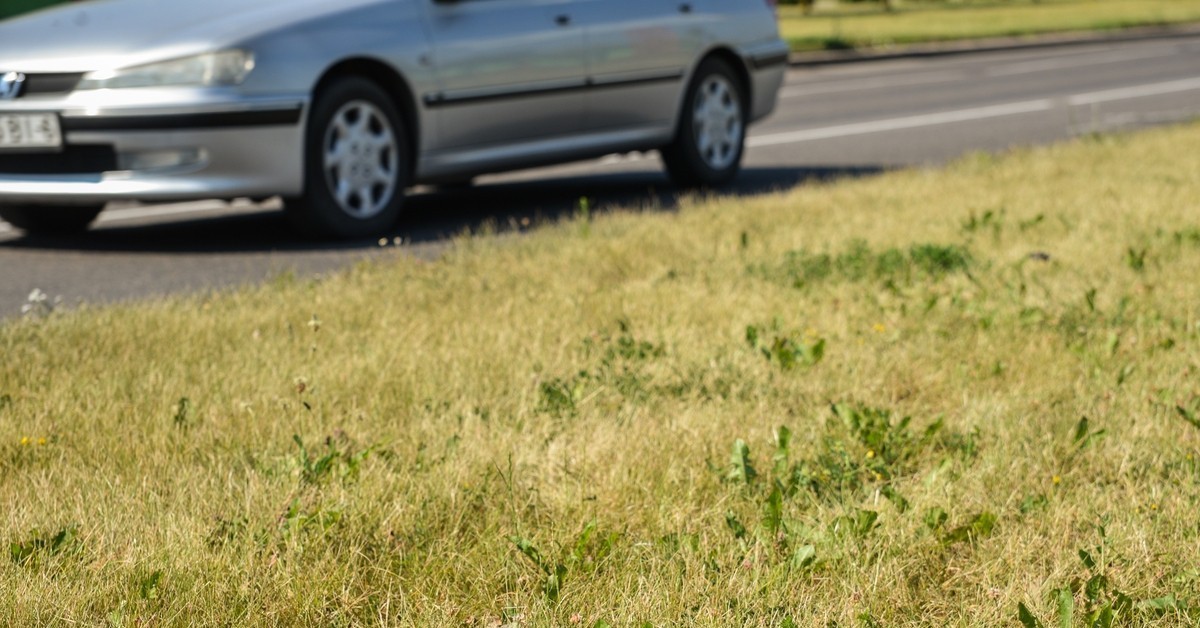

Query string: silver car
0 0 788 237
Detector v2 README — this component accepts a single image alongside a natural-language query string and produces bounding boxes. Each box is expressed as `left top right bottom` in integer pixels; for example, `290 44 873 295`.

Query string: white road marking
985 47 1180 77
783 44 1185 98
749 76 1200 148
780 70 962 98
748 100 1053 147
1066 76 1200 105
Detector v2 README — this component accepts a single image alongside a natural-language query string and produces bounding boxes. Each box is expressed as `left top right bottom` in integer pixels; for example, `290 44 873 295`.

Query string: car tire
284 77 410 239
0 204 104 235
661 57 748 188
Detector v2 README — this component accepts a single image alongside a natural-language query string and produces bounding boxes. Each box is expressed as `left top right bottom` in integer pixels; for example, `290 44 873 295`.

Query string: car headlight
77 50 255 90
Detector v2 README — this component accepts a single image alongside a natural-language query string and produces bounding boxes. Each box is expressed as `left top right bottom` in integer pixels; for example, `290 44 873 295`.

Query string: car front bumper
0 90 308 205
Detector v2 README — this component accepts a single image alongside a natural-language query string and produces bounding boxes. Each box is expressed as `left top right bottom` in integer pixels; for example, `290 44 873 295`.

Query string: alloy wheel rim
692 75 744 171
322 100 399 219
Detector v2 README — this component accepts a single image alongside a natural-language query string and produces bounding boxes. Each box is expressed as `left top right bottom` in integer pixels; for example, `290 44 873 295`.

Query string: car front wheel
285 77 410 238
0 204 104 235
661 58 748 188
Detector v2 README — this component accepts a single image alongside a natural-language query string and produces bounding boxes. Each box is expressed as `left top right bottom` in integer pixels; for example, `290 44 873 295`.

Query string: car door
573 0 698 133
422 0 587 151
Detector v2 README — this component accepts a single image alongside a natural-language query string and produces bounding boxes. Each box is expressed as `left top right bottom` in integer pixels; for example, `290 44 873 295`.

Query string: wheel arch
693 47 754 112
311 57 420 177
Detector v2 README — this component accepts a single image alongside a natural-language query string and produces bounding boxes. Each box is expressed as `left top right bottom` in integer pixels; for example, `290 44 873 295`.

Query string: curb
787 22 1200 67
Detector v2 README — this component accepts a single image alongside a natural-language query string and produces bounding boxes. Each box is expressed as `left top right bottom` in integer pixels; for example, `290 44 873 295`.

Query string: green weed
1019 494 1049 516
1178 398 1200 431
796 404 968 493
9 525 79 566
753 240 971 289
745 323 825 370
1125 247 1148 272
277 500 342 541
939 511 997 546
538 375 589 417
1018 520 1193 626
1019 214 1047 232
1072 416 1107 451
717 405 973 575
172 397 191 430
206 516 249 550
510 520 618 602
830 508 879 539
961 208 1004 238
138 570 164 601
538 323 666 414
1173 227 1200 247
291 433 372 485
727 439 758 484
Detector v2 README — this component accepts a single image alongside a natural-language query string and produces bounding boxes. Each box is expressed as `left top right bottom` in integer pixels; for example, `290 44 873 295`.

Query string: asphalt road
2 32 1200 317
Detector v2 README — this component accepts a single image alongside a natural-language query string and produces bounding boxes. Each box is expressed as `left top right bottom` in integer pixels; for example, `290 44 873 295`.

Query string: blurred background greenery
779 0 1200 51
0 0 72 21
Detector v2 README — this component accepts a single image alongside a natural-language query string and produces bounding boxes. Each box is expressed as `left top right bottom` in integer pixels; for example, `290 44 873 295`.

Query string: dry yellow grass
780 0 1200 51
2 123 1200 626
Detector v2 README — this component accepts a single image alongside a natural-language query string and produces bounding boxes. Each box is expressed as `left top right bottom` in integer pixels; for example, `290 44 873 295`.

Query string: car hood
0 0 384 73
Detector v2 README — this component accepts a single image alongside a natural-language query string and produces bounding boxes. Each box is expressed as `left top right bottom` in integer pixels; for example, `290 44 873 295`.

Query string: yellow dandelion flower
866 450 876 459
20 436 31 447
1150 503 1158 511
873 323 887 333
1052 475 1062 485
36 437 47 446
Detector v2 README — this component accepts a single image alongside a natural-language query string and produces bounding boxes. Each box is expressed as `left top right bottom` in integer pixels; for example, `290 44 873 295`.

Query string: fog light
118 148 205 172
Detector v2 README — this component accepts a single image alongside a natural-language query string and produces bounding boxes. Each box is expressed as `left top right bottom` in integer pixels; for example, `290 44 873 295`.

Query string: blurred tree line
0 0 75 21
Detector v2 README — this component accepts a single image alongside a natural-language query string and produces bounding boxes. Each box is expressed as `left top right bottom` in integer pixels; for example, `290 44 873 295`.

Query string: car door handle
555 14 571 26
679 3 693 13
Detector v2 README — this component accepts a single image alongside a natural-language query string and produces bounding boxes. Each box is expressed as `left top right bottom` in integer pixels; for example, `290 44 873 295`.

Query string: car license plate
0 113 62 151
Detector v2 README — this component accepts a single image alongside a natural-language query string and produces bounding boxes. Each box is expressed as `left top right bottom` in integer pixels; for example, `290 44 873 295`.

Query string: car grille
0 145 118 175
20 73 84 97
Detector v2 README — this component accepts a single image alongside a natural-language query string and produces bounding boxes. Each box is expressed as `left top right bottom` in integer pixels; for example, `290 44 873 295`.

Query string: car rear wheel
285 77 409 238
661 58 747 188
0 204 104 235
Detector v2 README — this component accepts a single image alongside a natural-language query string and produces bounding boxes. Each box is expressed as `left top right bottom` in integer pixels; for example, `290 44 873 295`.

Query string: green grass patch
751 239 972 288
4 123 1200 624
781 0 1200 51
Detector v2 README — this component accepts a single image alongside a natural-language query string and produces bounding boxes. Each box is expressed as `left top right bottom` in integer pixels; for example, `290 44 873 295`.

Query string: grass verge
781 0 1200 51
4 123 1200 625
